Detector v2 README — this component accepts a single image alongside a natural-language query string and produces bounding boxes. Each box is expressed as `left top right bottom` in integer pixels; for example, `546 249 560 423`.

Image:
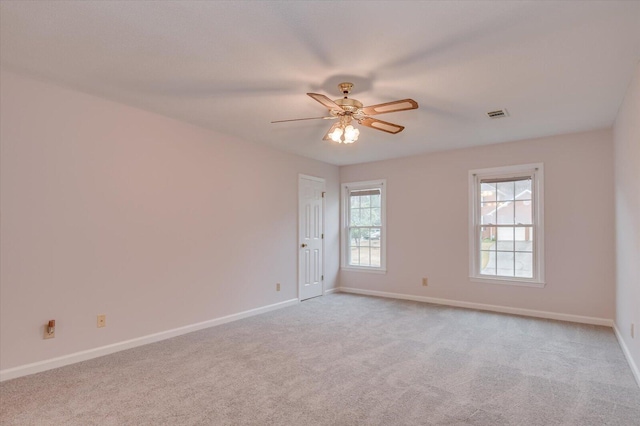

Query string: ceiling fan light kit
272 82 418 144
328 120 359 144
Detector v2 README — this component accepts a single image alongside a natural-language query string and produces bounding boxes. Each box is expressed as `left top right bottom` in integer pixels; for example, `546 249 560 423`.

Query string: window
341 180 386 272
469 164 544 287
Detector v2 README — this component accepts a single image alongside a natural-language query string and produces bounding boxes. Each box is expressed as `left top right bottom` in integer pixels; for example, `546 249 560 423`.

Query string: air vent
487 109 509 119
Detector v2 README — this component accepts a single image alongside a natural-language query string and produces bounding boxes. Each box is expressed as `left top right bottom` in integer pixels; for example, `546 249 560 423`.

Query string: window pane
349 228 361 245
481 202 497 224
497 202 514 224
350 208 361 226
360 195 371 208
371 194 380 207
515 227 533 252
370 248 381 267
515 179 532 199
480 226 496 249
359 228 370 246
350 196 360 208
497 251 514 277
497 181 515 201
370 228 381 244
349 247 360 266
496 227 515 251
480 250 496 275
515 252 533 278
515 201 532 225
360 208 371 225
481 183 497 202
362 247 372 266
371 208 381 226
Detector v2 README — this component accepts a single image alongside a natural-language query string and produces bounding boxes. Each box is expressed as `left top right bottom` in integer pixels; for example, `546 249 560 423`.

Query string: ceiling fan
271 82 418 144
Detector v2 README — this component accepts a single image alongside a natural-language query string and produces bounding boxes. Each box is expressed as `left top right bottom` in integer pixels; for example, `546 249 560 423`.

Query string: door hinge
322 191 326 198
321 275 324 281
322 233 324 239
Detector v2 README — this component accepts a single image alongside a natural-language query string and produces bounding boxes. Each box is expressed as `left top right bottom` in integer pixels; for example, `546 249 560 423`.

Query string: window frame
468 163 545 287
341 179 387 273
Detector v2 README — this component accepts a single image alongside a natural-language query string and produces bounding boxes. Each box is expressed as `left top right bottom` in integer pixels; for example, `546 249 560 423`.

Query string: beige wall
613 62 640 377
340 129 615 320
0 70 339 370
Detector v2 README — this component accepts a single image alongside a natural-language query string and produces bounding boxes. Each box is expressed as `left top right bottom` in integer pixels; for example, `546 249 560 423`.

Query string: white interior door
299 175 324 301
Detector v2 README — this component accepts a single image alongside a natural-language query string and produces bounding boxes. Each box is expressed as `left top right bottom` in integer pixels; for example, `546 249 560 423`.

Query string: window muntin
469 165 544 286
342 180 386 272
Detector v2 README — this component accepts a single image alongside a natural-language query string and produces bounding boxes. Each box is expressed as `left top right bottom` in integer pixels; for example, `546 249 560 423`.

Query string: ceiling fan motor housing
332 83 362 114
333 97 363 113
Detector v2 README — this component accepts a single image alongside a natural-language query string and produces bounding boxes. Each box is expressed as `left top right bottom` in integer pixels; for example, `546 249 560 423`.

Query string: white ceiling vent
487 109 509 119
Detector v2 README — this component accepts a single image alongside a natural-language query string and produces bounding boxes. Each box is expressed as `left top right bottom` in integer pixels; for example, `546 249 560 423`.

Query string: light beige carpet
1 293 639 425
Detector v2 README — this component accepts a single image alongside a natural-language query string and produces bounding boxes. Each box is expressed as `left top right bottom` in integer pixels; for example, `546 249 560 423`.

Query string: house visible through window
469 164 544 286
342 180 386 272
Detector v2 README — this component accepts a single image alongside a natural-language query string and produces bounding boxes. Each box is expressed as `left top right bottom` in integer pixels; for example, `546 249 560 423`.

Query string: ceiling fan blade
271 116 336 123
322 122 342 140
307 93 345 111
359 117 405 134
361 99 419 116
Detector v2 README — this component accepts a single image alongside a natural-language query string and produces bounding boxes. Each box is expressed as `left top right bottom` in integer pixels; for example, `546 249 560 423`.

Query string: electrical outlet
632 323 635 339
44 319 55 339
422 277 428 286
97 315 106 328
276 283 281 292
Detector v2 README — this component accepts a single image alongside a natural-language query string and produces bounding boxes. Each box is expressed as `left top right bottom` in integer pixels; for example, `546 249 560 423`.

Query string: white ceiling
1 1 639 166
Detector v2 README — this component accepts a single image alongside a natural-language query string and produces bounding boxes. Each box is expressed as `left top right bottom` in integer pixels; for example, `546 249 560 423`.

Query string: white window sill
342 266 387 275
470 276 545 288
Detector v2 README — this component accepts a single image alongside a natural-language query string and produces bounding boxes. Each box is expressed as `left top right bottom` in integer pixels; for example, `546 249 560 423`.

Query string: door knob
301 243 308 248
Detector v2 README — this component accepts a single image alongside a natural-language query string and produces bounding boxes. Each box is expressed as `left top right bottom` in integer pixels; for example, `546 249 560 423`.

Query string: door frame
298 174 325 301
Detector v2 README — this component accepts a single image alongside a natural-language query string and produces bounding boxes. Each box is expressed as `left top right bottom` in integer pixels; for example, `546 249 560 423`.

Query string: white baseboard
613 323 640 388
324 287 339 295
0 298 299 382
338 287 613 327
